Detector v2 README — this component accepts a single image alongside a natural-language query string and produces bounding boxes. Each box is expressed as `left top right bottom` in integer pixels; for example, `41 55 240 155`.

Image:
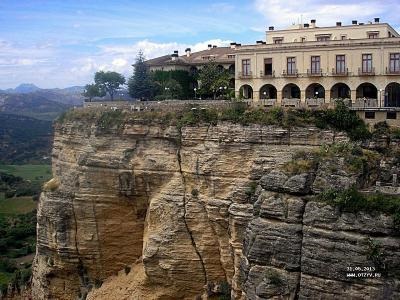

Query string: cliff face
32 119 400 299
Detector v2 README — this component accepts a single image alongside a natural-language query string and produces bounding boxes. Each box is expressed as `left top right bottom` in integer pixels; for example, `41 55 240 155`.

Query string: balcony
260 70 275 78
358 67 375 76
238 71 253 79
307 69 323 77
386 67 400 75
331 68 349 76
282 69 298 77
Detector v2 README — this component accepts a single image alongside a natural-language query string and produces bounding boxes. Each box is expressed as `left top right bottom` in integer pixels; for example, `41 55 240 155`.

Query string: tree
94 71 126 101
198 60 230 99
128 51 154 100
82 84 106 102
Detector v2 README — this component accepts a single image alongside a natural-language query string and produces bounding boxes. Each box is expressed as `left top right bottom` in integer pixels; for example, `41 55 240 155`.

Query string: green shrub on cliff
97 110 126 129
317 188 400 231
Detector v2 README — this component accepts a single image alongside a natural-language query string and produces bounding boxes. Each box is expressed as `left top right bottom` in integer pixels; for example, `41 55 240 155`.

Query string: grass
0 165 51 184
0 197 37 215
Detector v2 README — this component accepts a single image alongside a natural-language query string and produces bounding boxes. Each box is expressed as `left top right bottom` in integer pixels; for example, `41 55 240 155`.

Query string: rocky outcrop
31 119 400 300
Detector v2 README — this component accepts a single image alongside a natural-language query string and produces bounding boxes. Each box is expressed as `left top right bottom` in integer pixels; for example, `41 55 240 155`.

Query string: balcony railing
260 99 277 107
353 98 378 108
358 67 375 76
282 69 298 77
305 98 325 107
260 70 275 78
238 71 253 78
331 68 349 76
307 69 323 76
386 67 400 75
282 98 300 107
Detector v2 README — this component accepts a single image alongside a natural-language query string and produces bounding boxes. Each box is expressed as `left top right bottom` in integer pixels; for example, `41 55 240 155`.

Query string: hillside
0 113 52 164
0 93 70 121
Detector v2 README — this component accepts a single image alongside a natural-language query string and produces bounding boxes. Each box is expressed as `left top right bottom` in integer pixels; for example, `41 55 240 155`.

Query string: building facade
234 19 400 109
145 45 236 88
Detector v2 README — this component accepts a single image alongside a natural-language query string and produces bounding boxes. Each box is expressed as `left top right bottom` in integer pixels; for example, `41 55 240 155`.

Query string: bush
317 188 400 231
264 269 284 286
124 265 131 275
97 110 126 129
191 188 199 197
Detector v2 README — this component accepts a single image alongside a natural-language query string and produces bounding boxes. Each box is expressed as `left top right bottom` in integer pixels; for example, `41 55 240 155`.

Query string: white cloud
253 0 396 28
0 38 233 89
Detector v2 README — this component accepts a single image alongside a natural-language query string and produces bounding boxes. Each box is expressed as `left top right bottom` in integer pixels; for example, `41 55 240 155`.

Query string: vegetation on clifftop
317 187 400 232
57 100 370 141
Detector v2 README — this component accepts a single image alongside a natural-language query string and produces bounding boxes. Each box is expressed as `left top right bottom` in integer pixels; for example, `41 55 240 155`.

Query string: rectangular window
365 111 375 119
316 36 330 42
264 58 273 75
336 55 346 73
287 57 296 75
362 54 373 73
311 56 321 74
387 111 397 119
368 32 379 39
389 53 400 73
274 38 283 44
242 59 251 76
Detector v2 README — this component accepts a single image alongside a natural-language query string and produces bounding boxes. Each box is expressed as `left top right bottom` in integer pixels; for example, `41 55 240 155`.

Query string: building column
276 90 283 106
351 90 357 103
253 91 260 102
325 90 331 104
300 90 306 106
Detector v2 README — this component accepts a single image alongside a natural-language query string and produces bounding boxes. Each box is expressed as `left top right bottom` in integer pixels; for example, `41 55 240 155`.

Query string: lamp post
315 91 319 99
263 91 267 99
194 87 197 100
165 87 170 99
379 88 383 108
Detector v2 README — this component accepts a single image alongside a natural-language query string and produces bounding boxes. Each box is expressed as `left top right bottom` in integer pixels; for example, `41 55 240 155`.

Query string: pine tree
128 51 154 100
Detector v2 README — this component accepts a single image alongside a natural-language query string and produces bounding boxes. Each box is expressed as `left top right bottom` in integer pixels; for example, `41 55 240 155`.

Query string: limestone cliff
32 115 400 299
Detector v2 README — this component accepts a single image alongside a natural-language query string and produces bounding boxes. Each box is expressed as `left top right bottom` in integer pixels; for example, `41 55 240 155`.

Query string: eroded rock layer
32 120 400 299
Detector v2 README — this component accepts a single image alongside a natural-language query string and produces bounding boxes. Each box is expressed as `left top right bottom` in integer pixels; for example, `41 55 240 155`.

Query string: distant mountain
13 83 41 93
0 113 52 164
0 93 70 121
0 84 85 109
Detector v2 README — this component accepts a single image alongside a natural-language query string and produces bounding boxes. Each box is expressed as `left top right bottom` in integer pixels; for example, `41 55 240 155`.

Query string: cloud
253 0 399 28
0 38 232 89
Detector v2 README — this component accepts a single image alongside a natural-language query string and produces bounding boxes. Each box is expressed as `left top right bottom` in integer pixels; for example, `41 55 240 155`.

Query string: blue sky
0 0 399 89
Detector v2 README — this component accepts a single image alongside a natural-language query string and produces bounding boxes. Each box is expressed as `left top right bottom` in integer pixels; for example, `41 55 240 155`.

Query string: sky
0 0 399 89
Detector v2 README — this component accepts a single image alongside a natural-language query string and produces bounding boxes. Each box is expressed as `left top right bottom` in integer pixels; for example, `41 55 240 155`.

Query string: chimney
213 45 217 48
208 44 212 50
268 26 274 31
171 53 178 61
256 40 264 44
359 22 364 25
230 42 236 49
310 19 316 28
352 20 358 25
185 48 191 57
236 43 242 47
304 23 309 28
374 17 380 23
336 22 342 27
